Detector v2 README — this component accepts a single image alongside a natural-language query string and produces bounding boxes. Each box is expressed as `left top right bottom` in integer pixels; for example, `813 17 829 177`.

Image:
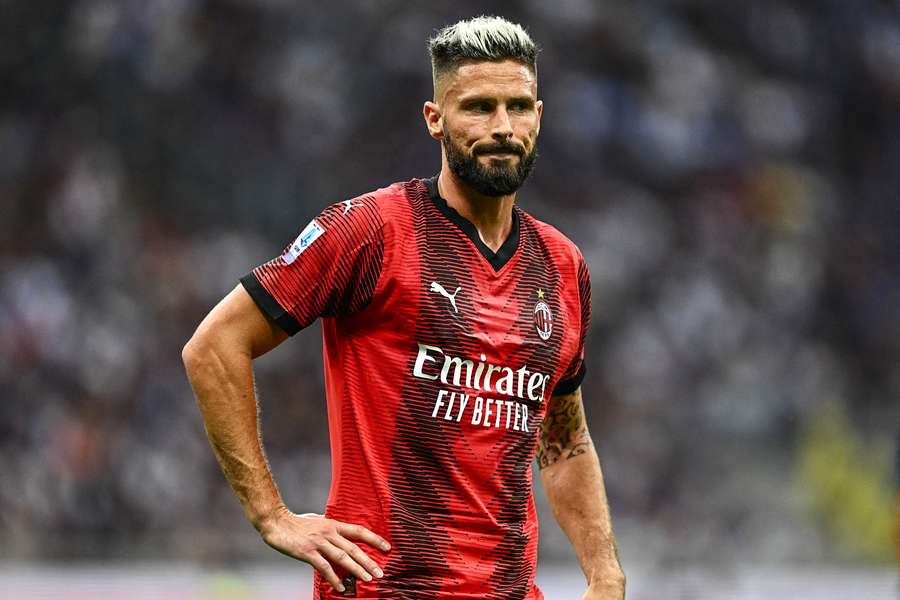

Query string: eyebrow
458 94 535 106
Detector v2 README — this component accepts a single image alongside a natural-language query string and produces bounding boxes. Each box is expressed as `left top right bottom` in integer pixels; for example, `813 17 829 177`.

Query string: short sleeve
551 254 591 396
240 196 384 335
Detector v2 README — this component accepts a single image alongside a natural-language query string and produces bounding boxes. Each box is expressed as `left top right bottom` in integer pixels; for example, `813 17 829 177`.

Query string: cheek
450 123 484 148
514 115 539 137
449 113 490 138
444 128 472 156
519 122 539 147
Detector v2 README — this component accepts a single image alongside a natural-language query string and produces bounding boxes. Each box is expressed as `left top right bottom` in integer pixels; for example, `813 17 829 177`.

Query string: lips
477 148 522 157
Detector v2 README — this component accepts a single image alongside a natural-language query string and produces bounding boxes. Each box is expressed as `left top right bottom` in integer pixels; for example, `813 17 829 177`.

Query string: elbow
181 332 209 375
182 324 252 377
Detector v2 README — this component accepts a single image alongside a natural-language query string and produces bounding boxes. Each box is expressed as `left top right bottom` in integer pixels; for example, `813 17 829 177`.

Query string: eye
466 101 493 113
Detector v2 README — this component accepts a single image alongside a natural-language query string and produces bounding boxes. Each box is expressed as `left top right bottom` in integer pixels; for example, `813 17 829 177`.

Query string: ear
423 101 443 141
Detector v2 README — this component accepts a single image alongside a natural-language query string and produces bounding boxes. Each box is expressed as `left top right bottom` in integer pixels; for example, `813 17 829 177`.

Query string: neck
437 168 515 253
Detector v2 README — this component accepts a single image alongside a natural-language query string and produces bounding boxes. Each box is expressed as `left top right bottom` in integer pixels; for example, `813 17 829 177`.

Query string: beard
442 128 538 197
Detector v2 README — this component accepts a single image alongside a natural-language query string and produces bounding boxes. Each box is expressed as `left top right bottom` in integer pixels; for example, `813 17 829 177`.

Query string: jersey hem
240 272 302 335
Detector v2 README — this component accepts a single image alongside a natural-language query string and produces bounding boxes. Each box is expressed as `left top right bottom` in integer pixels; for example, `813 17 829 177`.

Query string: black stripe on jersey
240 273 302 335
424 175 520 272
551 362 586 397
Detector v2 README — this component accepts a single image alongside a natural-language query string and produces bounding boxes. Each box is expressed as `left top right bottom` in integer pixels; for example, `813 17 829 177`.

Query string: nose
490 106 513 141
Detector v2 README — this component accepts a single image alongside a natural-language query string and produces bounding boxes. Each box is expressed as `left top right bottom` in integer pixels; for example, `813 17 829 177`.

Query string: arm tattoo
537 391 591 470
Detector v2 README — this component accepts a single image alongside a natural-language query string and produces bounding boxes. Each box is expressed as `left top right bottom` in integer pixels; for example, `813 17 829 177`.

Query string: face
425 59 543 197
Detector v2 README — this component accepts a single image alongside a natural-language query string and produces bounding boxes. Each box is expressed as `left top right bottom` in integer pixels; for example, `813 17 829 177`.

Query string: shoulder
314 179 420 239
518 209 586 272
343 178 427 221
365 178 427 206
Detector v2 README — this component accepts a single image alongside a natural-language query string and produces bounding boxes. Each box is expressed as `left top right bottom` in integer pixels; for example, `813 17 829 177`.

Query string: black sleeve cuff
240 273 302 336
551 362 586 397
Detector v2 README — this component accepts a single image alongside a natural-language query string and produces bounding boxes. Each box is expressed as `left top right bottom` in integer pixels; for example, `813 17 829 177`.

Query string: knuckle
334 550 349 562
322 529 338 541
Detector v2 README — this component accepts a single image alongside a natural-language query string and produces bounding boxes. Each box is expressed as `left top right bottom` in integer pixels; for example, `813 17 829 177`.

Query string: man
183 15 624 600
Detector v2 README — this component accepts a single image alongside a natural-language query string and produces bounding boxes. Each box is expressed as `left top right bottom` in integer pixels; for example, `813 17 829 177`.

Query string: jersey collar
424 175 520 272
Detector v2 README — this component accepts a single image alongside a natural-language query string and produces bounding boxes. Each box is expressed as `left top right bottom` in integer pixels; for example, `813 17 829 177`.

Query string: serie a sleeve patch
281 218 326 264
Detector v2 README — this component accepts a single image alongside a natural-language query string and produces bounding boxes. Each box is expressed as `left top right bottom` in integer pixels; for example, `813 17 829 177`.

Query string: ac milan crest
533 299 553 341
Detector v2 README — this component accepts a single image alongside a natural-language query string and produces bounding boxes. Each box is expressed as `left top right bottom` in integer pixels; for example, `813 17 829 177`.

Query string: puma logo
341 199 359 215
429 281 461 313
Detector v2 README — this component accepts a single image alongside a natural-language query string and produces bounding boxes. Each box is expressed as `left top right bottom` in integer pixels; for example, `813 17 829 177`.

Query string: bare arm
182 284 388 592
182 284 287 526
538 386 625 599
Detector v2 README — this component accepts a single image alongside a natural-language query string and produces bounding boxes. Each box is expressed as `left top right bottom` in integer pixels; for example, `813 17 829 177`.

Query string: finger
306 550 345 593
336 522 391 552
321 540 374 583
329 534 384 579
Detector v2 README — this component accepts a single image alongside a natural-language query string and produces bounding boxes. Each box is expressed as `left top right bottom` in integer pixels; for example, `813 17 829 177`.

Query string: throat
425 175 521 272
437 174 514 252
477 224 511 253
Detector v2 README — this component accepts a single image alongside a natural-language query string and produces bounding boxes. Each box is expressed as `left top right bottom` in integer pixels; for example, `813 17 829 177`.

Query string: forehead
442 59 537 102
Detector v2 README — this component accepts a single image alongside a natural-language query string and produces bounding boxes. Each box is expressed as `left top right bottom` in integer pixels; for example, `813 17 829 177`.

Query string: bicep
537 386 591 470
189 284 289 360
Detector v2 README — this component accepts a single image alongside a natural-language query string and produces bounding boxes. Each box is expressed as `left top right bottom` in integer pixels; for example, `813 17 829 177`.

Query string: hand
257 506 391 593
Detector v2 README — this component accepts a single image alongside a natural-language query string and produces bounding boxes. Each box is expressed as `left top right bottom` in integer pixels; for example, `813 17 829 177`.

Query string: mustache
474 143 525 156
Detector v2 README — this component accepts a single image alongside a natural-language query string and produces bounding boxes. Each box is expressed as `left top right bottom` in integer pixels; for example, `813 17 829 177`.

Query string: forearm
540 444 622 586
183 335 284 529
538 388 623 591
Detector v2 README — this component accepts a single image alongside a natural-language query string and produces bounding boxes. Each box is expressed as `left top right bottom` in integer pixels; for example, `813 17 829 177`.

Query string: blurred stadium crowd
1 0 898 566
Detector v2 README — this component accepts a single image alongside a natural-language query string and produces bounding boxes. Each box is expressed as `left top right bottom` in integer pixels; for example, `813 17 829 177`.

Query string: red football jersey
241 176 590 599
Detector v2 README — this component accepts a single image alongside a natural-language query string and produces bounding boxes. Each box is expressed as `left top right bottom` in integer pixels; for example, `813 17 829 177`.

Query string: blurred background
1 0 898 598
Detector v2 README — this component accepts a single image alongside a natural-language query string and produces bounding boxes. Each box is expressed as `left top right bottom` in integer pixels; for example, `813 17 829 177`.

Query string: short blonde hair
428 15 538 90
